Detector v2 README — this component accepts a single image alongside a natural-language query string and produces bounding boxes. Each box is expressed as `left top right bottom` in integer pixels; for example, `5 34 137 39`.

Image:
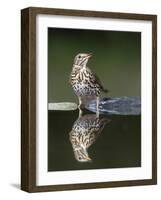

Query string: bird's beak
86 53 92 59
86 156 92 161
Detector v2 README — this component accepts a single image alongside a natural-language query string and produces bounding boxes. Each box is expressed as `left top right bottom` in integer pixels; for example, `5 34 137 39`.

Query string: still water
48 110 141 172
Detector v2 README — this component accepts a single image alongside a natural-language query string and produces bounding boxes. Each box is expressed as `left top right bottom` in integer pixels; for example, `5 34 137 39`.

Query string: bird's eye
78 55 81 59
78 157 82 160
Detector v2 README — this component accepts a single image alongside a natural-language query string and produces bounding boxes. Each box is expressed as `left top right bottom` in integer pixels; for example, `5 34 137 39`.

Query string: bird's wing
86 129 101 148
86 118 110 148
89 69 108 93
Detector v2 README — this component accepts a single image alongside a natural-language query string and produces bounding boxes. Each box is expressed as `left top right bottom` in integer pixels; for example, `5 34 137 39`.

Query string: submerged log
86 97 141 115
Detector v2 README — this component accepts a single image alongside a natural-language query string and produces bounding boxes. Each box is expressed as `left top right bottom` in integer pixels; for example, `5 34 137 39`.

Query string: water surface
48 110 141 171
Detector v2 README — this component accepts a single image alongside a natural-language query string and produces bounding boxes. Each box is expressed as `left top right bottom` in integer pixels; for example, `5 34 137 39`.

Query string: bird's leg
79 108 83 118
78 97 82 109
78 97 83 117
96 96 100 118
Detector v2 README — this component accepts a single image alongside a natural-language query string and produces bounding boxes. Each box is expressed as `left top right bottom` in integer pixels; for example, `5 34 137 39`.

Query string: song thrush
69 114 110 162
70 53 108 116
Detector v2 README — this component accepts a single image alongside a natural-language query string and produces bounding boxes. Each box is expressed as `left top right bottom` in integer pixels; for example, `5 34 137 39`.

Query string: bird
69 114 110 162
70 53 108 117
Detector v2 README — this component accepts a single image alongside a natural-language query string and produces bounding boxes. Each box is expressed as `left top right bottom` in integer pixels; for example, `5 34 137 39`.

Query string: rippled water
48 110 141 171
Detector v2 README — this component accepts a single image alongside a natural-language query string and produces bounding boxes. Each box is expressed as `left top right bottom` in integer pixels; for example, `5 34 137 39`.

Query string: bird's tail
102 88 109 93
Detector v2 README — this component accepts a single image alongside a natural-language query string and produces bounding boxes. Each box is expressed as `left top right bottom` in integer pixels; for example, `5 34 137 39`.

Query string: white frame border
36 14 152 186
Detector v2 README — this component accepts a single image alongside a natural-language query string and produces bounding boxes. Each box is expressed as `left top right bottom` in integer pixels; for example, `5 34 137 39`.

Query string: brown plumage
70 53 108 116
69 114 110 162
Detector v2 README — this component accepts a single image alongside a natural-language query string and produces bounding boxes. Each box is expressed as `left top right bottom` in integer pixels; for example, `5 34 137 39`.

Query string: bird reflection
69 114 110 162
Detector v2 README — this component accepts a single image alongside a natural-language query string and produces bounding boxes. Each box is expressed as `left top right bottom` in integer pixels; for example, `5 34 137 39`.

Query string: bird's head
74 147 92 162
73 53 92 68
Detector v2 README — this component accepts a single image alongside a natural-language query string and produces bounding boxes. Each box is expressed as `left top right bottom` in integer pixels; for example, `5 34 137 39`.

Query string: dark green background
48 28 141 171
48 28 141 102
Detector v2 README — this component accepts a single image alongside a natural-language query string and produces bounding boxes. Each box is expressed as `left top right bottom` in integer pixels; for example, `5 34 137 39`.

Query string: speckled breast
72 82 99 97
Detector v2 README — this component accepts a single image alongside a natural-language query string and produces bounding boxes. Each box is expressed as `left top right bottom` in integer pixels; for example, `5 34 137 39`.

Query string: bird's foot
78 104 85 110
